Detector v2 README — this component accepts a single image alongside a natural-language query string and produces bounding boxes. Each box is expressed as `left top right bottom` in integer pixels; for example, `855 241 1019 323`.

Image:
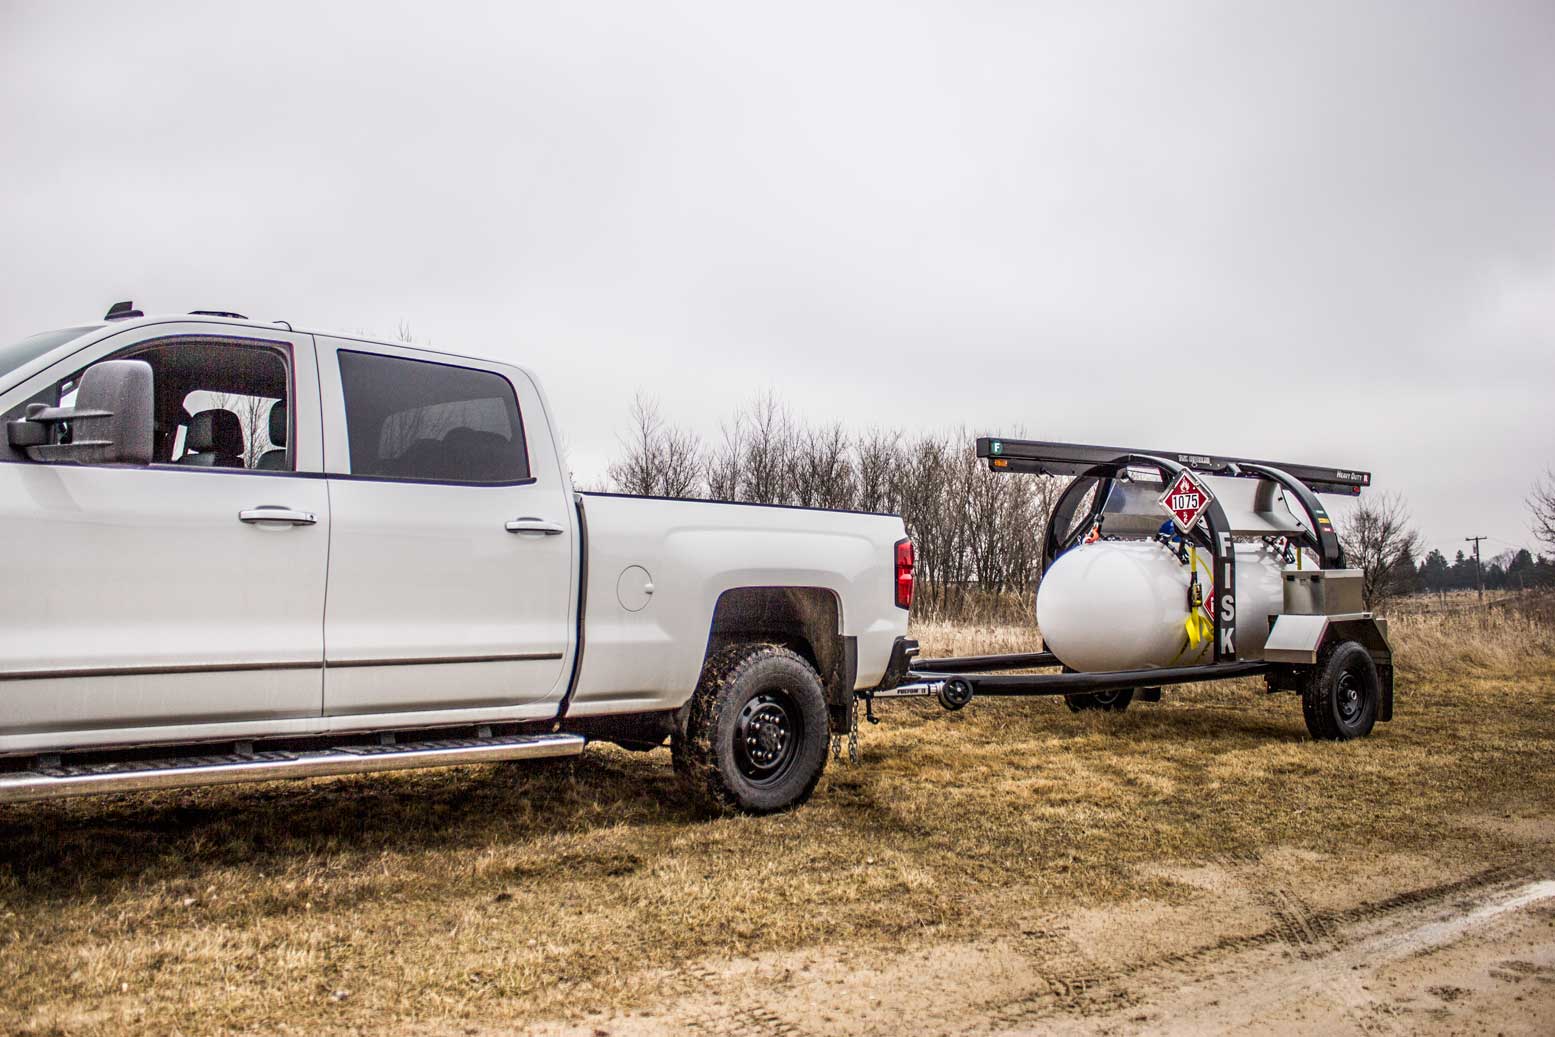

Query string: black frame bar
915 651 1059 673
909 661 1270 697
975 437 1370 496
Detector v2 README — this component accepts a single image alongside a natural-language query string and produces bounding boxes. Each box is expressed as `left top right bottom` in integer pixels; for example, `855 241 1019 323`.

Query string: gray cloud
3 0 1552 556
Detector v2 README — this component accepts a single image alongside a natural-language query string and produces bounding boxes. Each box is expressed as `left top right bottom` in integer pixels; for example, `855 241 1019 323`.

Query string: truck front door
316 339 576 721
0 322 329 752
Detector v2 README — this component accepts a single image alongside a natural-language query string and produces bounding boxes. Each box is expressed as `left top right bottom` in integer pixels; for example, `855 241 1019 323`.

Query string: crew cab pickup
0 310 914 814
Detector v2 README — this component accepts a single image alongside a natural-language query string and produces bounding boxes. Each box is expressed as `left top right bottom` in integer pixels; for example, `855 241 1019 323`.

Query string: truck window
337 350 530 484
0 325 103 380
8 336 293 470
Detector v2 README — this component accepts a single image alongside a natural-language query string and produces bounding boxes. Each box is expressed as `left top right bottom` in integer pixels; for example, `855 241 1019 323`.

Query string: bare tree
792 422 854 509
892 434 957 613
962 436 1010 592
1338 492 1421 611
607 393 705 498
852 428 903 514
738 391 797 504
705 411 745 501
1530 468 1555 553
657 425 704 498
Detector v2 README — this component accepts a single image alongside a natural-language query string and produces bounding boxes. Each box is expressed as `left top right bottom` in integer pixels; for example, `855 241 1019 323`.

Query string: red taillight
894 538 915 610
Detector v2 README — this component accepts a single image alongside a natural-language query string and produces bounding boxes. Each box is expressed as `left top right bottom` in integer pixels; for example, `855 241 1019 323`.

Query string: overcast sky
3 1 1551 558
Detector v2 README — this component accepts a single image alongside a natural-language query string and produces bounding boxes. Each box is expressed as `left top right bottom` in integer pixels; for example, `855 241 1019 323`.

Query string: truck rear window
337 350 530 484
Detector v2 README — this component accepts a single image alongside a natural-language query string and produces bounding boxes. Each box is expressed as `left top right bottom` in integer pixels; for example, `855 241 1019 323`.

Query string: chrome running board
0 732 586 804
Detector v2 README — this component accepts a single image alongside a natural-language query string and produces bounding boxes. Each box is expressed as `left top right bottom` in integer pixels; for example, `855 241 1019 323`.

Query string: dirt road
527 849 1555 1037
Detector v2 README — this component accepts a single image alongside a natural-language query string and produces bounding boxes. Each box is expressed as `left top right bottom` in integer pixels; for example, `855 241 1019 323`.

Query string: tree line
1399 545 1554 596
603 392 1555 617
1340 472 1555 608
604 392 1063 617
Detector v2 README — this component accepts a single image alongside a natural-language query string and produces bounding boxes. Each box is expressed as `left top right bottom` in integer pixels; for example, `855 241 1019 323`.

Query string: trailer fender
1263 614 1329 666
1264 615 1394 721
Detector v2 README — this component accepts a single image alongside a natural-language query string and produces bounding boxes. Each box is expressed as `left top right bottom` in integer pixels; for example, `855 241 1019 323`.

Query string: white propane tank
1035 539 1295 672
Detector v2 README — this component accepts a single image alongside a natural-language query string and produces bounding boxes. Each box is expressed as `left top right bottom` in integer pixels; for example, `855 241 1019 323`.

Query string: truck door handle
239 507 318 526
505 517 564 536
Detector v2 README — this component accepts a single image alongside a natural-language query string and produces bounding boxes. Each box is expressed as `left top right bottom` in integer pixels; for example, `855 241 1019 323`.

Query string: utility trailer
867 438 1394 741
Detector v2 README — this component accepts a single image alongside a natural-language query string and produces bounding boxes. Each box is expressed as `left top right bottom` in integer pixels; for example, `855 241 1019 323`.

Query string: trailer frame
868 438 1393 739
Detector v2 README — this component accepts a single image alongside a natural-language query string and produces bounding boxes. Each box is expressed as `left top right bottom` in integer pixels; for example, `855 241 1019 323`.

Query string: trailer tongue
867 438 1394 741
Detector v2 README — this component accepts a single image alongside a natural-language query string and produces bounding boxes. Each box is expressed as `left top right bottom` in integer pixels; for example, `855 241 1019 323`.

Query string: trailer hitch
938 678 974 711
864 677 974 713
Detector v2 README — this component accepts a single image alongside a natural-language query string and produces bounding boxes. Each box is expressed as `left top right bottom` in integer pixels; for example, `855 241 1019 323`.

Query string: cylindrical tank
1035 539 1292 672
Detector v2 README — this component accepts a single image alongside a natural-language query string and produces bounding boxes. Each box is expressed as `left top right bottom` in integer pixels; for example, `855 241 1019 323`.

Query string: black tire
1301 640 1380 741
672 643 830 815
1064 688 1134 713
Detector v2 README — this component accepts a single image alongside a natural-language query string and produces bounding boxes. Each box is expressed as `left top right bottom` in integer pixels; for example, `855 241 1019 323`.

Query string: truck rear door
315 338 576 721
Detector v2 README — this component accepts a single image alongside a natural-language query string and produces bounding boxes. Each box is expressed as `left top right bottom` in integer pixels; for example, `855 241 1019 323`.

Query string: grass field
2 601 1553 1035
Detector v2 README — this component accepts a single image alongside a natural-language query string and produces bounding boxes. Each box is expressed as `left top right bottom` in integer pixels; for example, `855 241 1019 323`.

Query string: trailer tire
1064 689 1134 713
672 643 830 815
1301 640 1380 741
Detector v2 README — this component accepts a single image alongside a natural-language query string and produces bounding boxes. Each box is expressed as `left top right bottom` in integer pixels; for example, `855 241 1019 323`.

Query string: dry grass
3 609 1554 1036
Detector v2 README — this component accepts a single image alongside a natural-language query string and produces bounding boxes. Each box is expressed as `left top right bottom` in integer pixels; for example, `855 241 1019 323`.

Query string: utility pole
1465 535 1487 601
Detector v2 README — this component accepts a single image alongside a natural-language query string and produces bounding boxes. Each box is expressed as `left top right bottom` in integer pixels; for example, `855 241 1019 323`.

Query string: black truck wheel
672 643 831 815
1301 640 1380 741
1064 689 1134 713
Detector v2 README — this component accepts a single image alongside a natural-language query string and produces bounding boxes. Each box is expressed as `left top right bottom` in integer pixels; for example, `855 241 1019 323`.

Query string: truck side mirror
6 359 154 465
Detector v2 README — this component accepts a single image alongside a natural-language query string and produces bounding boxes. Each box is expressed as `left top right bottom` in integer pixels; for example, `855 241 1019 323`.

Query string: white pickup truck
0 308 916 814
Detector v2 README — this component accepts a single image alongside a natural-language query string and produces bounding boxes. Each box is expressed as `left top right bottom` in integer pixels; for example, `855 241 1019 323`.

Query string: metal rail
975 437 1369 496
914 651 1059 673
910 661 1270 697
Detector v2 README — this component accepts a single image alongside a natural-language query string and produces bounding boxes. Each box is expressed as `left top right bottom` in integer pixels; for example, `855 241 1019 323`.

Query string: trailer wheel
1064 689 1134 713
1301 640 1380 741
672 643 830 815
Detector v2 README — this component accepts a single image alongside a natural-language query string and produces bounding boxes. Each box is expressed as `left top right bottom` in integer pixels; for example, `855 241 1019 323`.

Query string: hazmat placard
1159 470 1214 532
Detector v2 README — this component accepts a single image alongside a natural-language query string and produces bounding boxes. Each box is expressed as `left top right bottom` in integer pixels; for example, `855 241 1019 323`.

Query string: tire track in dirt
965 859 1543 1035
523 858 1550 1037
681 1004 811 1037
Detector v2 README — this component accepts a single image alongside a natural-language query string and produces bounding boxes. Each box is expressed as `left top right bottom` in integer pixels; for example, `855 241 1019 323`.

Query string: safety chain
831 692 862 764
848 691 860 764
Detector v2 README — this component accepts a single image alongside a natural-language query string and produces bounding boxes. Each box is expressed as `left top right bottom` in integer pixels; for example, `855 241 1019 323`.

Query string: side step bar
0 732 586 805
